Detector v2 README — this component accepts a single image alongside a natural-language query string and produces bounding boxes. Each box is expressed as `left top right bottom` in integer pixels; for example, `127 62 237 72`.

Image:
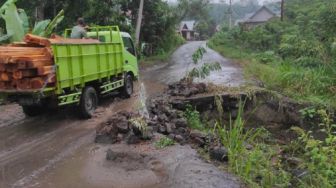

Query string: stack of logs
0 34 101 90
0 34 55 90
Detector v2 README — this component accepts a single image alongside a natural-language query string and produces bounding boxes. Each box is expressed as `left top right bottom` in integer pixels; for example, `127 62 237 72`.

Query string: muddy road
0 41 243 188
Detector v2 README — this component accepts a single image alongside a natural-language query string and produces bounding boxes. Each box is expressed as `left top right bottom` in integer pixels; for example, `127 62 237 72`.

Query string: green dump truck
0 26 138 118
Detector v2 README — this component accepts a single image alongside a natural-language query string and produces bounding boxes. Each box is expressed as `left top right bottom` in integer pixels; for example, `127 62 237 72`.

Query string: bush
185 104 204 130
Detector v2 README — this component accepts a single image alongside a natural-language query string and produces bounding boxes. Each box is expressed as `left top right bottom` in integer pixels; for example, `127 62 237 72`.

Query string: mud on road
0 41 244 188
0 95 139 188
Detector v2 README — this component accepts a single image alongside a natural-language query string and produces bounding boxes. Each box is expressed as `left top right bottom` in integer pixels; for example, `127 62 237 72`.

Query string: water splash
139 82 149 118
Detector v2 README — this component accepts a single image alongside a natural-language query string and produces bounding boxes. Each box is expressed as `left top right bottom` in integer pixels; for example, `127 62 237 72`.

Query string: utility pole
228 0 233 29
281 0 284 21
135 0 144 46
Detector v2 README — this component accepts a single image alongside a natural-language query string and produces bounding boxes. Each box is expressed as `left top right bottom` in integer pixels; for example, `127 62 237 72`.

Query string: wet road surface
144 41 245 86
0 41 243 188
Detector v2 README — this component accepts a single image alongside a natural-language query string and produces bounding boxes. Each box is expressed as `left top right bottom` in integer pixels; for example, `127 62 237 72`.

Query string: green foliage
184 104 204 130
186 47 222 80
43 9 64 37
212 99 336 187
0 0 24 42
17 9 29 33
188 62 222 79
154 137 175 149
290 112 336 187
32 20 51 36
214 102 291 187
0 0 179 56
299 107 318 119
0 0 64 42
192 46 207 64
208 0 336 107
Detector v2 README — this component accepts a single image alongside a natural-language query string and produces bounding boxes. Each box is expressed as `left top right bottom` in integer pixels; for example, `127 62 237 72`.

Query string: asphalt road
144 41 244 86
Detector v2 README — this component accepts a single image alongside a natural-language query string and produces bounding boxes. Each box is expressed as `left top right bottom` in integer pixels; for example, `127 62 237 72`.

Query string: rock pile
167 79 207 97
95 80 230 162
95 111 153 145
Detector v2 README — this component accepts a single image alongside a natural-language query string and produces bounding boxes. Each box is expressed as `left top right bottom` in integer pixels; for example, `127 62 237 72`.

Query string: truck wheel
121 74 133 98
79 86 98 119
22 105 44 117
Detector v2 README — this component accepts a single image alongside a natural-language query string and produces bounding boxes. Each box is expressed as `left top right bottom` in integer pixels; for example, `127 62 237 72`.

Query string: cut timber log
13 70 37 80
0 81 5 89
24 34 51 47
17 61 27 69
16 79 31 90
4 64 18 73
0 72 11 81
0 47 49 56
37 66 54 76
0 64 5 71
26 60 53 69
30 76 55 89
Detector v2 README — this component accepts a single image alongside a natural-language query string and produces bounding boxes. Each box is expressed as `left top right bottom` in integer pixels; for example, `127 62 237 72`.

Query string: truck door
122 37 138 78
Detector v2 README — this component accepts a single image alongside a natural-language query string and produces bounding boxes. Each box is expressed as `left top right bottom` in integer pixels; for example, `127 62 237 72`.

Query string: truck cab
74 28 139 80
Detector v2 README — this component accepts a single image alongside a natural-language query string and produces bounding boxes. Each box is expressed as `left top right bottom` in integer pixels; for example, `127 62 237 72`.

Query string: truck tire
121 74 133 98
79 86 98 119
22 105 44 117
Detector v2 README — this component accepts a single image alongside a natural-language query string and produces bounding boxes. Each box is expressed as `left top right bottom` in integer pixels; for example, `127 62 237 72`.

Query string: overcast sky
166 0 280 5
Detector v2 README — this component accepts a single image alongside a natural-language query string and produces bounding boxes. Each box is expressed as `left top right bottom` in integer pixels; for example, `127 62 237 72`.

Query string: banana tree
0 0 25 42
0 0 64 43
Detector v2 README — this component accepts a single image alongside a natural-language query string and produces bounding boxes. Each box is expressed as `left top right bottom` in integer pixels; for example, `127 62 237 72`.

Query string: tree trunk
35 1 47 21
281 0 285 21
135 0 144 46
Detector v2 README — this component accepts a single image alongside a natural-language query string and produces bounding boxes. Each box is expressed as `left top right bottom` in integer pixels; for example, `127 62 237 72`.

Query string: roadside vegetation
154 136 175 149
184 98 336 187
208 0 336 107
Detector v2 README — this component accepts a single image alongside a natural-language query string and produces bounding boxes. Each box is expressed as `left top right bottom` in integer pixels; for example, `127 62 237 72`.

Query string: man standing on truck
70 18 88 39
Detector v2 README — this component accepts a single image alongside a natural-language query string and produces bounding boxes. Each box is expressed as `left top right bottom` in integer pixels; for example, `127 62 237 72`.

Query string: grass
208 38 336 108
211 100 336 187
213 101 291 187
154 137 175 149
141 39 185 65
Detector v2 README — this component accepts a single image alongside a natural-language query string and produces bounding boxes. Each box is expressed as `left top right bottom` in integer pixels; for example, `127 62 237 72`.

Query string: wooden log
0 47 48 55
0 64 5 72
9 42 45 48
0 48 53 62
17 61 27 69
0 81 8 89
0 57 11 64
0 72 11 81
13 69 37 80
37 66 54 76
0 81 14 90
26 60 53 69
11 80 17 88
5 64 18 73
16 79 31 90
24 34 51 47
30 77 44 89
